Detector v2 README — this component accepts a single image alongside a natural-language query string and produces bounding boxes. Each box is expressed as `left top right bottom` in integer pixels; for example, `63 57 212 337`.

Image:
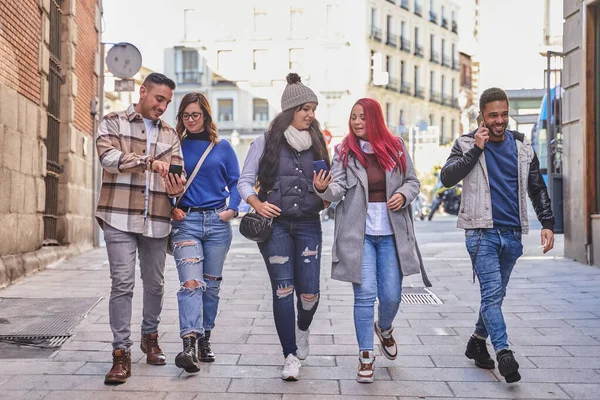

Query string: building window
441 74 445 100
326 4 342 37
217 50 233 74
218 99 233 122
386 102 392 126
253 8 267 36
289 48 304 71
290 7 306 37
253 49 268 71
253 98 269 121
440 116 446 144
429 113 434 127
178 49 200 84
451 118 456 138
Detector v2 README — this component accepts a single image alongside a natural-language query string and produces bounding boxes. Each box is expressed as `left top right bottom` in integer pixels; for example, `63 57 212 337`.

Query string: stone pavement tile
394 312 443 320
300 366 392 380
431 355 537 369
562 345 600 356
211 343 284 355
0 375 11 385
75 362 183 377
382 327 458 336
395 344 467 356
111 376 230 392
510 335 600 346
0 390 49 399
339 380 453 397
491 368 600 383
161 331 249 344
161 353 240 365
418 335 472 345
510 346 572 357
529 356 600 369
558 384 600 400
566 319 600 327
0 361 85 375
535 327 595 336
454 327 542 336
333 333 421 345
0 375 113 391
44 391 168 400
194 395 282 400
388 366 498 382
509 320 573 328
517 312 597 320
52 350 145 363
407 319 484 327
60 341 109 351
400 305 476 313
71 331 115 341
282 396 396 400
247 334 334 345
181 365 283 379
447 382 570 399
335 355 434 368
502 305 549 313
228 378 339 394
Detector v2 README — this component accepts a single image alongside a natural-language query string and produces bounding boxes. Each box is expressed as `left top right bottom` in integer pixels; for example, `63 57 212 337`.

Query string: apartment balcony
386 0 395 4
451 97 460 109
441 18 448 29
386 33 398 48
176 71 202 85
386 78 399 91
430 90 441 104
441 95 449 106
414 44 424 58
401 0 410 11
442 56 451 68
414 86 425 99
430 51 440 64
400 37 411 53
452 59 460 71
429 11 438 24
414 3 422 16
400 82 412 95
369 26 382 42
452 21 458 34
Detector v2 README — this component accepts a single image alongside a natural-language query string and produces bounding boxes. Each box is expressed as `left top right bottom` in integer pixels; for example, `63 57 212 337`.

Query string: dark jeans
466 228 523 352
258 216 322 357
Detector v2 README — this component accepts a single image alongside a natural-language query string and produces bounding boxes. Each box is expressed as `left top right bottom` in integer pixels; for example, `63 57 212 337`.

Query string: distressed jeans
103 223 167 349
171 209 232 338
466 228 523 352
258 216 322 357
353 234 403 351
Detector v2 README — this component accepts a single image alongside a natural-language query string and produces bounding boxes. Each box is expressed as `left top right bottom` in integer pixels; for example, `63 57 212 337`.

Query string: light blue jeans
353 234 403 351
466 228 523 352
171 209 232 338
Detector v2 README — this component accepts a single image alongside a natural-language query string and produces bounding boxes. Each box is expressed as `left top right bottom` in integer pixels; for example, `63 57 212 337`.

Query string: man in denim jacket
441 87 555 383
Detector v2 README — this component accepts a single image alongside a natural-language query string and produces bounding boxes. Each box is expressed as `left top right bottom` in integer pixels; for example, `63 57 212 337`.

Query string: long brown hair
175 92 219 143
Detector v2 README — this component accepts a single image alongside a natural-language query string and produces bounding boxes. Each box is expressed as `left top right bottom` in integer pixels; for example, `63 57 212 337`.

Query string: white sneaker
356 350 375 383
281 353 301 381
296 326 310 360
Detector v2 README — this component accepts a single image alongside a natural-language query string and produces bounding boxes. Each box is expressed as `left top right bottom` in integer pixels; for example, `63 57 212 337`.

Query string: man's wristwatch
229 209 239 218
147 158 154 171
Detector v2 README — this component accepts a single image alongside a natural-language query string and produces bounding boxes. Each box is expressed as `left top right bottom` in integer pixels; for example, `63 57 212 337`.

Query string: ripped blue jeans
171 209 232 338
257 216 322 357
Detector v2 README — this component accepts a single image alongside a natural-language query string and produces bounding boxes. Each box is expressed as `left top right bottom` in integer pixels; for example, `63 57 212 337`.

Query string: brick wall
0 0 42 104
74 0 98 134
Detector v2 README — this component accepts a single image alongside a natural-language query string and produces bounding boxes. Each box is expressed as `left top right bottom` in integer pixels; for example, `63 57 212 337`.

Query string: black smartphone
477 112 487 128
169 164 183 177
312 160 329 174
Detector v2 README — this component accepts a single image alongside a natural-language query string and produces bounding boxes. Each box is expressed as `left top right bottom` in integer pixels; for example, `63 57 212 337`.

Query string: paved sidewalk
1 217 600 399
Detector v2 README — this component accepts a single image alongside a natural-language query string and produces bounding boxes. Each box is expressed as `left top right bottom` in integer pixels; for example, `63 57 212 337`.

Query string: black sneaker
497 349 521 383
175 336 200 373
198 330 215 362
465 335 495 369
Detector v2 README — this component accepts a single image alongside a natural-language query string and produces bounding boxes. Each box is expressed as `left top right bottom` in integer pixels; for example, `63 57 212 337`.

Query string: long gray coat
317 143 431 287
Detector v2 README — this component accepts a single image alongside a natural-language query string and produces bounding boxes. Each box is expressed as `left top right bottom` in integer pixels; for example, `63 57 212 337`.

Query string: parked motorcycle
411 192 430 220
428 184 462 220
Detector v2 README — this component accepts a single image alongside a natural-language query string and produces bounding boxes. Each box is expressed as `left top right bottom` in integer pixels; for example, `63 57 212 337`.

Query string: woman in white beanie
238 73 330 381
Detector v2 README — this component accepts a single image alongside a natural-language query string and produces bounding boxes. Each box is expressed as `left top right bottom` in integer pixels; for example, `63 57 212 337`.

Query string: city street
1 215 600 400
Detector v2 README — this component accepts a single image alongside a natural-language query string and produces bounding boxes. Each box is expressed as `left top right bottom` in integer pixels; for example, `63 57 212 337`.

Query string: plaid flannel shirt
95 104 184 238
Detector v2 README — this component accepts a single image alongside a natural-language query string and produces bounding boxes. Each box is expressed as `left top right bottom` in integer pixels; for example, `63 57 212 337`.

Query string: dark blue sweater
178 132 241 212
484 131 521 228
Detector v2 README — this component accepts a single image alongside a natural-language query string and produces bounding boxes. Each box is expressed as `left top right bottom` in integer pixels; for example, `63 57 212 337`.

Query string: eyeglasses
181 112 203 121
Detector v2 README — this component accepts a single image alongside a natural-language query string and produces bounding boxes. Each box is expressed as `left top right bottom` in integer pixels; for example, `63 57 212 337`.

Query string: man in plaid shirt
96 73 185 384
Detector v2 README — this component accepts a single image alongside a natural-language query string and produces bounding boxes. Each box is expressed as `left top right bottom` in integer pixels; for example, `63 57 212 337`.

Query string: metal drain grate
401 287 443 305
0 297 102 339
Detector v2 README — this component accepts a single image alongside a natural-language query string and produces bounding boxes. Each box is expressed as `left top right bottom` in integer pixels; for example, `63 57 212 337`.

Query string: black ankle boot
497 349 521 383
465 335 495 369
175 336 200 373
198 330 215 362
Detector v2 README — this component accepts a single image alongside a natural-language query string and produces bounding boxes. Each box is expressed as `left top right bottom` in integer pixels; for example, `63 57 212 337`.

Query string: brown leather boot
104 348 131 384
140 332 166 365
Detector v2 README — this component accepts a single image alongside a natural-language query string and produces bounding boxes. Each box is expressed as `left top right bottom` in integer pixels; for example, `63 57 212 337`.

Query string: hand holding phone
169 164 183 177
312 160 329 174
474 113 489 150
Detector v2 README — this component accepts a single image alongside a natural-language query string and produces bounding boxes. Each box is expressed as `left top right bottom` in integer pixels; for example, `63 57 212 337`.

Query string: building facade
562 0 600 265
0 0 102 287
163 0 461 173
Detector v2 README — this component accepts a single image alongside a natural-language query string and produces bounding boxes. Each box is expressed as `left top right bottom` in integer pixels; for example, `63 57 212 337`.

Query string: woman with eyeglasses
163 92 241 373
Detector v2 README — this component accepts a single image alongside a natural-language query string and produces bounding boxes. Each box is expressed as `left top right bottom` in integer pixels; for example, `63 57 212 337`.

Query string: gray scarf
284 125 312 152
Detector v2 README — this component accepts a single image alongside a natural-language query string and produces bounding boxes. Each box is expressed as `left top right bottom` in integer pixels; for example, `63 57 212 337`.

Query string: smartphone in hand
312 160 329 174
169 164 183 177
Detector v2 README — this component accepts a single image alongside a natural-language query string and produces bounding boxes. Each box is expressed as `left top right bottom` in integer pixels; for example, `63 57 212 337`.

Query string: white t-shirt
360 140 393 236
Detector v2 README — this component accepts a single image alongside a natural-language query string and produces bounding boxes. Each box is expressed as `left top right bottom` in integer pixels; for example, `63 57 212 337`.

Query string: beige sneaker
375 321 398 360
356 350 375 383
296 326 310 360
282 353 301 381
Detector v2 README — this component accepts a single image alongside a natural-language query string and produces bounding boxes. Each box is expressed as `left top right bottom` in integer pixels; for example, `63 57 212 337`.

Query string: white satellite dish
106 42 142 79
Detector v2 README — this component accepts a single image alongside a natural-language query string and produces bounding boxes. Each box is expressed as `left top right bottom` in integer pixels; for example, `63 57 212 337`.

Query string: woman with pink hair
314 98 430 383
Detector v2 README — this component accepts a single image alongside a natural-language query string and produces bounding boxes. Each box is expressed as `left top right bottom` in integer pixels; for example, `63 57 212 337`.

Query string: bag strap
174 142 215 207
